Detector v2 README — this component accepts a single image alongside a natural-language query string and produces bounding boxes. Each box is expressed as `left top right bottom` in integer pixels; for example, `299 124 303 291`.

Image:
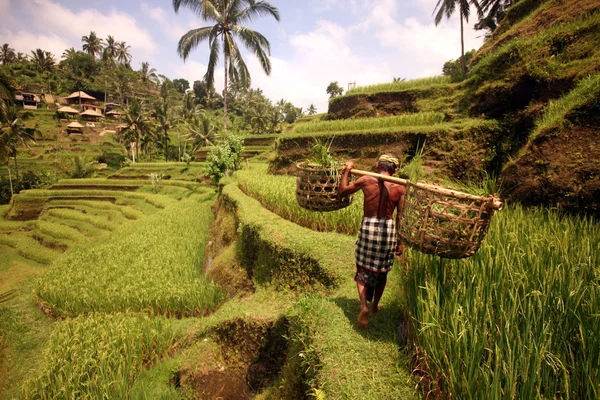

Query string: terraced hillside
271 0 600 217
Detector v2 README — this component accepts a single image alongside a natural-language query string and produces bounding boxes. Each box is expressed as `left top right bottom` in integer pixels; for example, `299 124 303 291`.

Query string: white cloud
141 2 189 41
248 20 391 112
0 30 71 59
12 0 157 63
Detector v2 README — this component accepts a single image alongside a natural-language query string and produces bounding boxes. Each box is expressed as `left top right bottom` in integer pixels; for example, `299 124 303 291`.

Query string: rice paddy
343 76 452 97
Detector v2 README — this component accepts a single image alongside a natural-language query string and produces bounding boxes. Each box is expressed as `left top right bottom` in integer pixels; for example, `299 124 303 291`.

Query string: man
339 154 406 328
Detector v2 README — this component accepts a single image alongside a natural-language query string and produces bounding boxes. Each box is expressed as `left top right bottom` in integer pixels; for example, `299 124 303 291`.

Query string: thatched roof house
80 109 103 120
66 91 97 105
66 121 84 134
57 106 79 115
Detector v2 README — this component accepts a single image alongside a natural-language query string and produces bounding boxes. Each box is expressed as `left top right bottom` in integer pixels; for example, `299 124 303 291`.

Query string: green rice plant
534 71 600 135
23 313 176 399
44 208 118 231
343 76 451 97
35 193 225 317
403 204 600 398
36 220 85 243
46 200 145 220
0 233 60 265
293 112 446 135
236 164 363 235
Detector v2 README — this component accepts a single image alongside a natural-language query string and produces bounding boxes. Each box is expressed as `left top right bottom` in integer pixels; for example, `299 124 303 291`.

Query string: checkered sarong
355 217 397 273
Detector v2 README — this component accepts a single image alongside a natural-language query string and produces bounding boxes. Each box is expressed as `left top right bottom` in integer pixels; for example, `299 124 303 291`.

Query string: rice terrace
0 0 599 399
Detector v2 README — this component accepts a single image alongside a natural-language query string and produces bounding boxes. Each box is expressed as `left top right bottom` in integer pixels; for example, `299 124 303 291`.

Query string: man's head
376 154 399 174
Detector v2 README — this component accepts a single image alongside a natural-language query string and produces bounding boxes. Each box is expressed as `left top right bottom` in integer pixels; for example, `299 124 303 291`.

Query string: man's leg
370 272 388 315
356 282 370 328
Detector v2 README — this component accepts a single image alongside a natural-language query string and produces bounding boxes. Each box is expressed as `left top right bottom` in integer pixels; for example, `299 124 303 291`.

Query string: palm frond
204 31 221 88
177 26 214 60
234 0 280 23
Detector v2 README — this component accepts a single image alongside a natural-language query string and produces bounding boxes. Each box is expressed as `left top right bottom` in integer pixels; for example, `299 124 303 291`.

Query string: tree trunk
460 5 466 75
13 153 19 183
165 129 169 162
7 162 13 198
223 53 228 131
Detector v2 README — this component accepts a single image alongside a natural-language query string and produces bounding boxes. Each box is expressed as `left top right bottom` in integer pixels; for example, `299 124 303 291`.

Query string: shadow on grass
332 295 407 345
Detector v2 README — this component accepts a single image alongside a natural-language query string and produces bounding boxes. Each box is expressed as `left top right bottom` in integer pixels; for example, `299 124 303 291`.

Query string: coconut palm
29 49 55 71
116 42 132 66
172 0 280 129
120 98 149 163
139 62 159 85
0 44 16 65
185 113 218 151
0 104 36 185
434 0 481 75
307 104 317 115
62 47 77 60
475 0 515 36
81 31 104 58
103 35 118 62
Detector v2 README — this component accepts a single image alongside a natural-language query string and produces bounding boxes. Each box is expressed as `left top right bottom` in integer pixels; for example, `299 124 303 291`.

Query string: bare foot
370 305 382 315
357 309 369 328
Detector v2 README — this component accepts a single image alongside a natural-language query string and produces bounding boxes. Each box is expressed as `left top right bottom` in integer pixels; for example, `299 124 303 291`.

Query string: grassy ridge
292 112 446 135
404 205 600 398
344 76 452 97
236 163 363 235
24 313 176 399
35 192 225 317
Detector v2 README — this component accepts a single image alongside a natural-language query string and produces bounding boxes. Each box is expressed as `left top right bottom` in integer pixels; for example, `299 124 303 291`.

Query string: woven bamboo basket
350 169 503 259
296 162 354 212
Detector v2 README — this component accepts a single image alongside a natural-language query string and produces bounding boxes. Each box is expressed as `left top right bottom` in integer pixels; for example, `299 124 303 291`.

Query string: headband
378 154 399 167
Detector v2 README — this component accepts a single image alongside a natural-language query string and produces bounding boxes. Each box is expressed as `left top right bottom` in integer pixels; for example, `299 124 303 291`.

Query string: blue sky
1 0 484 111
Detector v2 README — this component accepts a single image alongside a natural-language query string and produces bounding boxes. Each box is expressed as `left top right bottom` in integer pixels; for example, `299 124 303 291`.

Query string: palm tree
0 44 16 65
116 42 132 66
103 35 118 62
139 62 158 85
30 49 55 71
173 0 280 130
434 0 481 75
475 0 515 37
185 113 217 151
61 47 77 60
81 31 104 58
307 104 317 115
0 104 36 187
120 98 148 163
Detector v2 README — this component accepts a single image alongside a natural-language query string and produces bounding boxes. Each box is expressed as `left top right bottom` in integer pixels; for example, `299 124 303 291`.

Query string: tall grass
236 164 363 235
24 313 176 399
344 76 451 96
403 205 600 398
293 112 446 135
534 71 600 135
35 193 225 317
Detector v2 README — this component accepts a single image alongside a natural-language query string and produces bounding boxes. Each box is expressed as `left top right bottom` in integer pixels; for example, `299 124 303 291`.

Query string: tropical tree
103 35 118 62
172 0 281 129
29 49 56 71
185 113 218 151
0 104 36 187
307 104 317 115
433 0 481 75
475 0 517 37
0 44 16 65
153 80 175 161
61 47 77 60
326 81 343 98
139 62 158 85
116 42 132 66
81 31 104 58
173 78 190 94
120 98 149 163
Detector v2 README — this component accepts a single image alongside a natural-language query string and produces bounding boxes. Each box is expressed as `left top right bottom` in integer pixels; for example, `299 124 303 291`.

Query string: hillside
274 0 600 217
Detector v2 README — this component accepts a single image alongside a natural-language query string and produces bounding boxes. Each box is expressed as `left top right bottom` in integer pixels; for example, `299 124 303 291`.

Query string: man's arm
339 161 363 196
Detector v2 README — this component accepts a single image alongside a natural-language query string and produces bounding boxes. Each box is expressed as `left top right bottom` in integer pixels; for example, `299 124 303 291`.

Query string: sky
0 0 485 112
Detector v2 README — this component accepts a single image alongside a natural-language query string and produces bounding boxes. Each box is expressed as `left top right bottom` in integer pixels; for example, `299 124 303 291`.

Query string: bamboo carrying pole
349 169 504 211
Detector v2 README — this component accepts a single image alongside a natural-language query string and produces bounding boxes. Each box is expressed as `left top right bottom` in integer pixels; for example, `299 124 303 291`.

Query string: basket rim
295 161 346 172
